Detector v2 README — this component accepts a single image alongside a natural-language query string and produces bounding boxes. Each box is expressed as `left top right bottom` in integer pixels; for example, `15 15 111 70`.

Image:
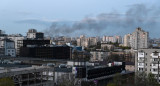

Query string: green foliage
113 73 123 86
107 83 116 86
135 72 160 86
81 81 96 86
108 41 119 47
147 73 159 86
108 72 160 86
0 77 14 86
119 46 131 50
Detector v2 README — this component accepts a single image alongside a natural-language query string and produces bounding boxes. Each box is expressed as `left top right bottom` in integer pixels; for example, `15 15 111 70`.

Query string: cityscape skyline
1 1 160 86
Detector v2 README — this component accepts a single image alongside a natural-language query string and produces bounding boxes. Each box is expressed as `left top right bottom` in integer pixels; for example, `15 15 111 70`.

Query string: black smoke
44 4 160 38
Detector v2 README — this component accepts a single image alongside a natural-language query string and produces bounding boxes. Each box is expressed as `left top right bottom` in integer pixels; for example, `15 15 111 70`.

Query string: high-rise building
114 36 122 43
77 35 98 48
123 34 131 47
102 36 122 43
131 27 149 49
135 49 160 83
77 35 89 47
88 37 97 46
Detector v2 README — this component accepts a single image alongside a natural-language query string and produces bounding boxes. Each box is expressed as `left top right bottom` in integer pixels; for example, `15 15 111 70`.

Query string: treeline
107 72 160 86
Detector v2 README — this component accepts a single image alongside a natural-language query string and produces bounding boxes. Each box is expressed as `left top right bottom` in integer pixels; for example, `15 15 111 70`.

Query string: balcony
138 60 144 63
138 65 144 68
138 52 144 57
152 71 158 74
151 53 160 58
152 56 159 58
152 64 160 68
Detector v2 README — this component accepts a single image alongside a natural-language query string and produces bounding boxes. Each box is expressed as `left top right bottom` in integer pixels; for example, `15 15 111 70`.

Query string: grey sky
0 0 159 38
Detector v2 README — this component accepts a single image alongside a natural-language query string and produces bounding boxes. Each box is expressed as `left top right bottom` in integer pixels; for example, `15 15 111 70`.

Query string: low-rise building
125 62 135 71
0 65 54 86
0 39 16 57
90 51 109 61
101 43 115 51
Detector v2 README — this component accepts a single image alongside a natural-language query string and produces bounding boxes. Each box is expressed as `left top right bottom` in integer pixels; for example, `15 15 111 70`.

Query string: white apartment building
123 34 131 47
102 36 122 44
135 49 160 82
130 27 149 49
77 35 98 48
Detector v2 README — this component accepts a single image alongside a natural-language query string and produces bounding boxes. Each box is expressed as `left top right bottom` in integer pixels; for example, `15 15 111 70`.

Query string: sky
0 0 159 38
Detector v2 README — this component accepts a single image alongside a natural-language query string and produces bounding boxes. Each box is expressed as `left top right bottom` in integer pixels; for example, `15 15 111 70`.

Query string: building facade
130 27 149 49
90 51 109 61
20 46 72 59
102 36 122 44
123 34 131 47
135 49 160 82
27 29 44 39
0 39 16 57
17 39 50 55
77 35 98 48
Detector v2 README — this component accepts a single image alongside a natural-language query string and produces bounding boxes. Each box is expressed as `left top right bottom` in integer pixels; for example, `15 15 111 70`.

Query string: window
153 69 158 72
145 68 147 71
138 68 144 71
153 64 156 66
138 63 144 66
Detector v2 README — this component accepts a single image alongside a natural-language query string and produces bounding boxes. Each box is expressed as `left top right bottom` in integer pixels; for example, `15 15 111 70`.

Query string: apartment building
135 49 160 82
130 27 149 49
123 34 131 47
0 39 16 57
90 51 109 61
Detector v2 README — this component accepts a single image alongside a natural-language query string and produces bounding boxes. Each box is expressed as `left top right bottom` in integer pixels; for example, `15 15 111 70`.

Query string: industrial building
19 45 72 59
17 39 50 56
0 66 54 86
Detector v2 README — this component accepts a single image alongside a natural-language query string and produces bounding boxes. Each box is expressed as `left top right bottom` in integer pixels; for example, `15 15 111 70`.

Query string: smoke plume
44 4 160 38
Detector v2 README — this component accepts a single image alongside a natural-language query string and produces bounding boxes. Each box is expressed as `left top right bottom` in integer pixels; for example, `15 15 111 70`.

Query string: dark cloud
44 4 160 38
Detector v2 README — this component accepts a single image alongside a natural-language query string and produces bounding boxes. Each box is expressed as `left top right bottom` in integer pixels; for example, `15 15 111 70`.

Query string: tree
147 73 159 86
81 81 96 86
135 72 160 86
113 73 124 86
0 77 14 86
106 72 160 86
107 83 116 86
